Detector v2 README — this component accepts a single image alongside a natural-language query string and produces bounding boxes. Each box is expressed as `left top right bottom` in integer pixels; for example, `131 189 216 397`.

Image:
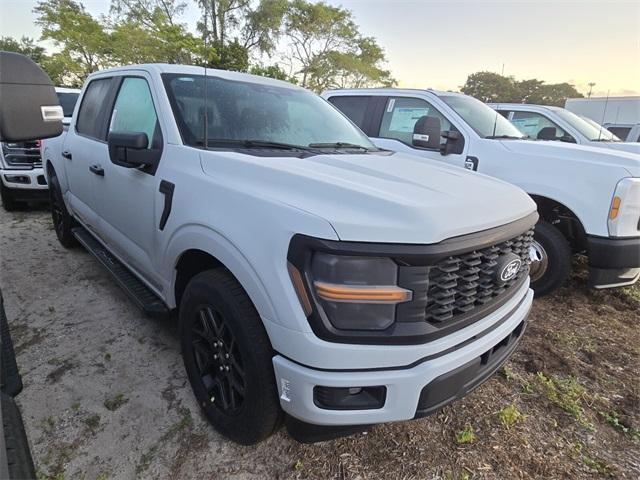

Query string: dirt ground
0 205 638 480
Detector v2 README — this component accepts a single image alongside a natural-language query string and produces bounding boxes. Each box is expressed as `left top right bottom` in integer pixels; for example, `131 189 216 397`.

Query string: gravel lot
1 205 638 479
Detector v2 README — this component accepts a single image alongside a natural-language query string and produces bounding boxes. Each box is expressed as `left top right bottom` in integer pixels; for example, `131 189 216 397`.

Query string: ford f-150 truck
0 87 79 210
488 103 640 154
42 64 537 444
323 89 640 296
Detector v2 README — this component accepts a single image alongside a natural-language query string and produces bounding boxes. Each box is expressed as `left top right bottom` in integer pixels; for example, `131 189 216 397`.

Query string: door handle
158 180 175 231
61 150 72 160
89 164 104 176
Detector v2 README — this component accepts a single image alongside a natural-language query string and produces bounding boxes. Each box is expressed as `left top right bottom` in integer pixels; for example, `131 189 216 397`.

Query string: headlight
608 178 640 237
310 253 411 330
287 247 412 332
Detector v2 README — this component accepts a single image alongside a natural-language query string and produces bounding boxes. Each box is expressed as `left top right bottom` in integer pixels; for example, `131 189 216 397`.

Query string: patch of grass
534 372 593 429
620 284 640 302
84 413 101 433
602 410 640 439
41 416 56 434
582 454 611 475
455 425 475 444
293 460 304 471
95 473 108 480
135 406 193 475
71 402 80 412
497 403 526 429
104 393 128 411
104 352 111 361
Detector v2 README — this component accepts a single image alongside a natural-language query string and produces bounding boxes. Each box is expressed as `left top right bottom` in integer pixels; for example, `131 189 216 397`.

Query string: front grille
2 141 41 168
425 229 534 324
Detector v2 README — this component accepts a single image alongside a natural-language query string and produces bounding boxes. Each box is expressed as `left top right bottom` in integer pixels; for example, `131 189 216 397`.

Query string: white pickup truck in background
42 64 538 444
488 103 640 154
0 87 79 210
323 89 640 295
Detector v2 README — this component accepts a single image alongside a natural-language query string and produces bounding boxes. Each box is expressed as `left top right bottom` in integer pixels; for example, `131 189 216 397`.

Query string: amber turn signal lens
609 196 621 219
313 281 412 303
287 262 313 316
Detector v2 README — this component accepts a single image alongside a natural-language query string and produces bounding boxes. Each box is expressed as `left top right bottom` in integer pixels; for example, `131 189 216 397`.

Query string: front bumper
1 168 48 191
273 286 532 426
587 235 640 288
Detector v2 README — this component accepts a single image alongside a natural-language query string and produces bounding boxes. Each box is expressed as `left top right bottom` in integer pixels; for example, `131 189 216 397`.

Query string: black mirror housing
108 131 152 168
412 116 441 149
0 52 63 142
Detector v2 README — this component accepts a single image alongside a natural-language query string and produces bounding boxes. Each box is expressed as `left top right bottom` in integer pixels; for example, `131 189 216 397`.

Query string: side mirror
0 52 63 142
412 116 441 149
108 131 152 168
560 134 576 143
440 130 464 155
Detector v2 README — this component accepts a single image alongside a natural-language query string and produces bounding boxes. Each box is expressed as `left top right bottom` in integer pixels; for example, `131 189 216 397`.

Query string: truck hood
593 142 640 155
499 140 640 177
200 151 536 244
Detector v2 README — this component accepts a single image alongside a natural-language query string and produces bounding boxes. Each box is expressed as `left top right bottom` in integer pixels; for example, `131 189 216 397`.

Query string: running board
72 227 169 318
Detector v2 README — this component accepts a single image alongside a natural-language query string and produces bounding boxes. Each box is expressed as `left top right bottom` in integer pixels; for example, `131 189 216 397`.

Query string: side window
327 96 371 131
109 77 159 149
511 111 568 140
379 97 454 147
606 126 631 141
76 78 112 140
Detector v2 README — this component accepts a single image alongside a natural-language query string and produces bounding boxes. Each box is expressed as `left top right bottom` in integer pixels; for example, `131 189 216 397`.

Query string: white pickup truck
488 103 640 154
323 89 640 295
0 87 79 210
42 64 537 444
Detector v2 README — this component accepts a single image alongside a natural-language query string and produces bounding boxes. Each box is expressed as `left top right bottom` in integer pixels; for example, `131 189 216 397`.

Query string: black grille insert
425 229 534 325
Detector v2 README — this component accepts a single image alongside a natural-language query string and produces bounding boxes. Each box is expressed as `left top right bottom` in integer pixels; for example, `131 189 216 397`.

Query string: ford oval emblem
500 258 522 282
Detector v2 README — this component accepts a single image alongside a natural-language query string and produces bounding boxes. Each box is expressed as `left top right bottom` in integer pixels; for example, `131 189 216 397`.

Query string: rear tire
529 220 571 297
179 269 282 445
48 170 78 248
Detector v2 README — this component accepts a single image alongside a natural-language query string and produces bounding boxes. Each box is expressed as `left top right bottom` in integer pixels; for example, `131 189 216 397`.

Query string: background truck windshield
440 94 526 139
555 109 620 141
162 73 375 149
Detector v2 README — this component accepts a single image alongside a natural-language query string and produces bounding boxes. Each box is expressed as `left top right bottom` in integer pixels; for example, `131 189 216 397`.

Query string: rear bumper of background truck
273 286 533 427
587 235 640 289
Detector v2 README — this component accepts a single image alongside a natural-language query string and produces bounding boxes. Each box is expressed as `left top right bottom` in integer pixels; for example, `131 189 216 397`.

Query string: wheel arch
165 225 278 323
529 194 588 252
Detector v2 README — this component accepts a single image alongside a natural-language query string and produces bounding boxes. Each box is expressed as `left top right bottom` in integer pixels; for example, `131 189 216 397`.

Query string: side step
72 227 170 318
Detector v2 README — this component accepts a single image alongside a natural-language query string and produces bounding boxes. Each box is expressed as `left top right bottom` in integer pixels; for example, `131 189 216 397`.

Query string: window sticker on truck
389 107 430 132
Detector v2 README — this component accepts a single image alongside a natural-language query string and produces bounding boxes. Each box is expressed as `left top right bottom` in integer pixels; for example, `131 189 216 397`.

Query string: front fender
161 223 278 322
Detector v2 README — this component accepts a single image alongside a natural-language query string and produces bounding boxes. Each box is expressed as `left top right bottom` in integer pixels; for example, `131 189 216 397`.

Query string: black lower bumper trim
414 319 527 418
587 235 640 269
3 186 49 202
285 414 371 443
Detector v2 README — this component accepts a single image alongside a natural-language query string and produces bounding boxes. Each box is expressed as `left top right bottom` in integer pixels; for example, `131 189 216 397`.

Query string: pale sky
1 0 639 96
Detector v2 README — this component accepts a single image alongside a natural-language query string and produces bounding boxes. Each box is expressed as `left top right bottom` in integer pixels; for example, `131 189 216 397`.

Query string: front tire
529 220 572 297
179 269 282 445
0 182 19 211
48 171 78 248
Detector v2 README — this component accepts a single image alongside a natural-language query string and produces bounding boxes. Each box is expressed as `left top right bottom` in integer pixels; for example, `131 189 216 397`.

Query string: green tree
109 2 203 65
0 36 47 64
35 0 113 84
283 0 393 91
249 63 296 82
462 71 584 106
461 71 520 103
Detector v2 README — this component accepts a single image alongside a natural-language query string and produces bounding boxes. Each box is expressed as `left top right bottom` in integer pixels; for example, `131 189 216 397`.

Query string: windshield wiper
307 142 373 150
484 135 525 140
204 138 312 150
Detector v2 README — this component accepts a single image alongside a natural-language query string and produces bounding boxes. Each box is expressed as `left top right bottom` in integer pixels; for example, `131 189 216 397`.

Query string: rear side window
76 78 112 139
511 111 568 140
327 96 370 130
606 126 631 141
56 92 79 118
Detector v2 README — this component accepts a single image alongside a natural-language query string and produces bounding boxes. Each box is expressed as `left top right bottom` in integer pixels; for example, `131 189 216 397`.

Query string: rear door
64 77 115 229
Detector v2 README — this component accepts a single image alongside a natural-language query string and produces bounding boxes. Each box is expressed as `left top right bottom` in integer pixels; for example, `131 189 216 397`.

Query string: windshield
440 94 526 139
162 73 375 150
56 92 79 118
555 110 621 141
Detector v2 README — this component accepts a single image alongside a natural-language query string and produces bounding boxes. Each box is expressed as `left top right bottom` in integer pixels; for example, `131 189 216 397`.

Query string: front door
93 75 164 288
371 96 469 169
